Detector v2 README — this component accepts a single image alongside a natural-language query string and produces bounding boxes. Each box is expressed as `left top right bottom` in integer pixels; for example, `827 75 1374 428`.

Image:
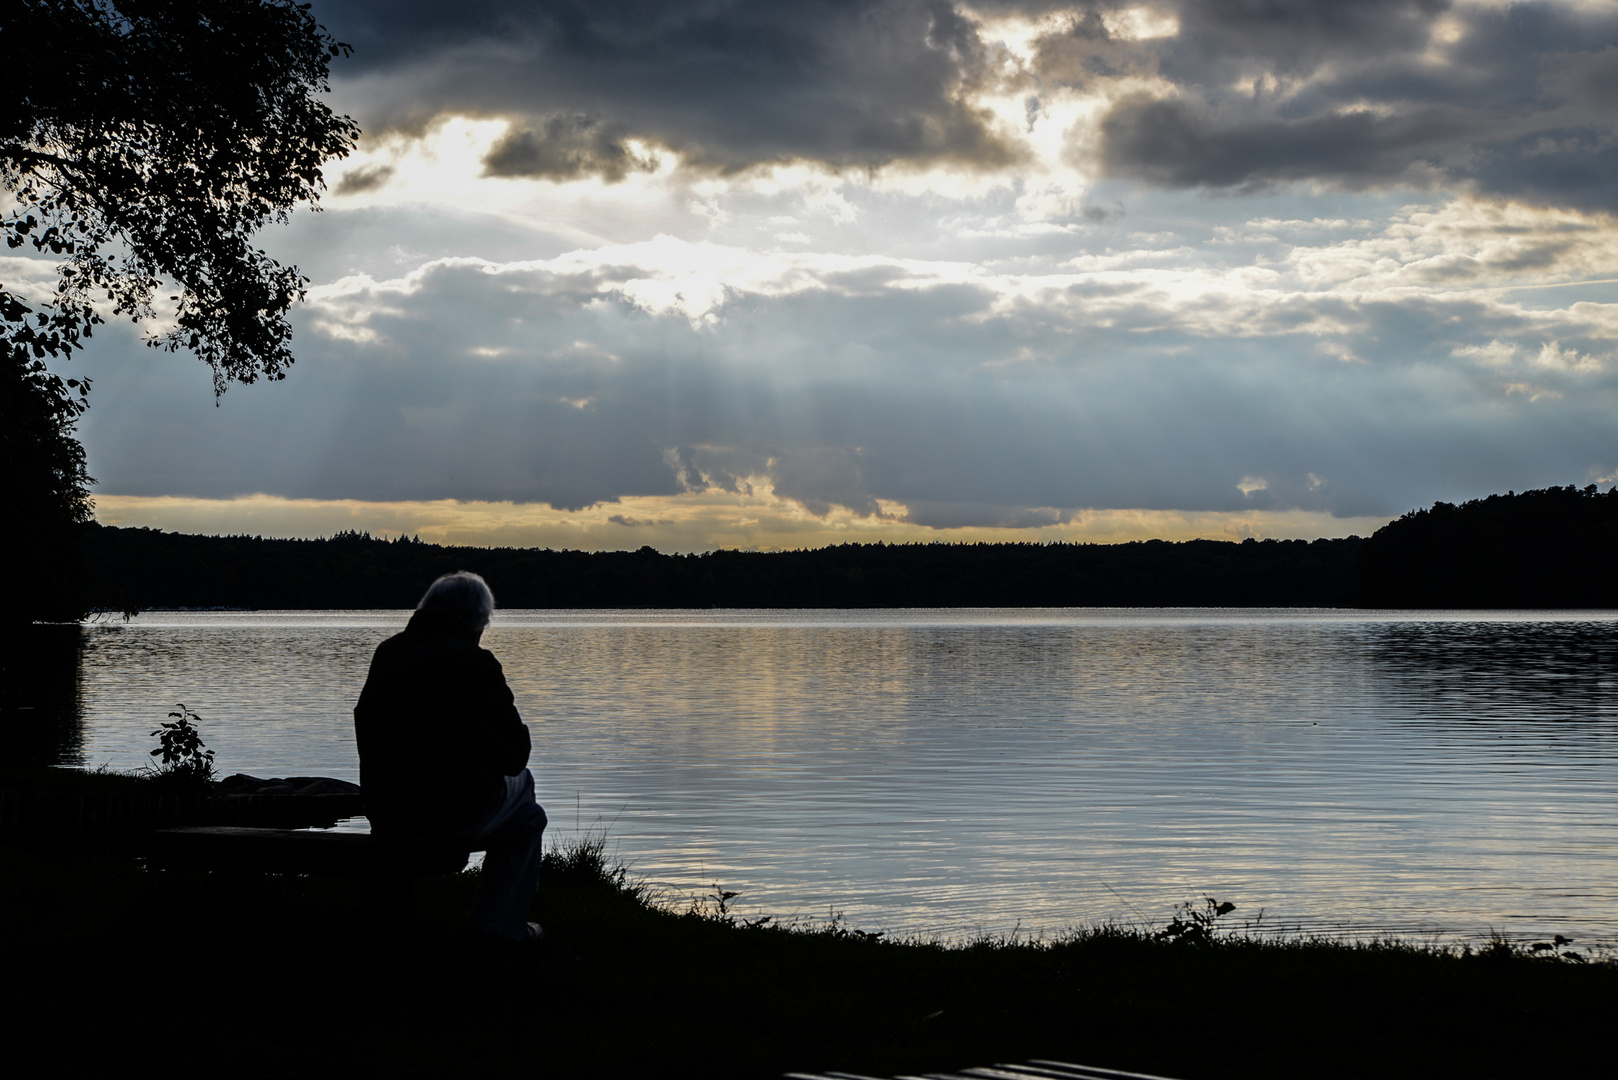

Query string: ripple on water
58 607 1618 944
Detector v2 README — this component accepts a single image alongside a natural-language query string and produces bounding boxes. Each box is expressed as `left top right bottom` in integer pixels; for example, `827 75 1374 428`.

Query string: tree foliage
2 297 92 527
2 0 358 390
2 326 94 623
79 528 1367 610
2 0 357 622
1356 485 1618 607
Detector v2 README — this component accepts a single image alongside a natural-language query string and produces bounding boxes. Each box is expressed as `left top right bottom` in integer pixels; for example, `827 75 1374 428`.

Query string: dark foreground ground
2 840 1613 1079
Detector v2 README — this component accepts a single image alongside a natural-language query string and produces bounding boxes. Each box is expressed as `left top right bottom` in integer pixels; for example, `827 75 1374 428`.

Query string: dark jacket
354 610 531 836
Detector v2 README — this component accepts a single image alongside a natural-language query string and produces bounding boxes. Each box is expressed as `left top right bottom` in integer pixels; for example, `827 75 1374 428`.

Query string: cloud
70 194 1618 529
483 115 660 181
1098 94 1460 191
307 1 1618 209
317 0 1023 176
901 501 1070 529
1085 1 1618 209
763 446 892 519
332 161 396 195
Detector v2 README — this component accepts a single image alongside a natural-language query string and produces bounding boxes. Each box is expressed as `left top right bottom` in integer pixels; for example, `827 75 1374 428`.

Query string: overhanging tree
2 0 359 620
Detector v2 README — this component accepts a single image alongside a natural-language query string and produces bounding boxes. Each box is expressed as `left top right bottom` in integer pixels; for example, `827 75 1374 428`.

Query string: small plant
687 883 773 929
1528 934 1585 962
819 907 884 942
1470 931 1595 963
148 703 216 786
687 883 740 921
1155 896 1237 944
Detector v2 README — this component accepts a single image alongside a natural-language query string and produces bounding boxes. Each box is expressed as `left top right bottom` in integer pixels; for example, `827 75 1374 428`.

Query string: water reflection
52 609 1618 943
1370 619 1618 722
3 625 85 767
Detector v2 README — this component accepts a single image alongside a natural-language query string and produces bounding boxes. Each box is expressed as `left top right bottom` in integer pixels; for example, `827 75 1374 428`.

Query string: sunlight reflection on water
65 608 1618 943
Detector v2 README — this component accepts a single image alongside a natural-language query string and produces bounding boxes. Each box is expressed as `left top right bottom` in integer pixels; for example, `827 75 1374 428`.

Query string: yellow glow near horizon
92 491 1392 553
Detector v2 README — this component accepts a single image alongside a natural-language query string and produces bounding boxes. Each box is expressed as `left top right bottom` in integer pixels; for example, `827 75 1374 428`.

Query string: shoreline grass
3 835 1613 1079
606 839 1615 964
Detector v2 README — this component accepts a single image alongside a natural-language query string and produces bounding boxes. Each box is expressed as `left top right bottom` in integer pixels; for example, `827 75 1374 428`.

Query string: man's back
354 609 530 836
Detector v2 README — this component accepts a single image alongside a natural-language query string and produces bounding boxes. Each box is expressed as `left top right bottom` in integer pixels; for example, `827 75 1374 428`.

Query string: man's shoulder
372 625 411 651
372 626 497 667
369 626 419 663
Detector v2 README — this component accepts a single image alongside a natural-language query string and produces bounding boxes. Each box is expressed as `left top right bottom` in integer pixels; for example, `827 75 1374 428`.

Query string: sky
30 1 1618 550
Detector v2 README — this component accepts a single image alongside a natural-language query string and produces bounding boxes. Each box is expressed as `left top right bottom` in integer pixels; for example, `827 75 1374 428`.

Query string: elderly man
355 571 547 944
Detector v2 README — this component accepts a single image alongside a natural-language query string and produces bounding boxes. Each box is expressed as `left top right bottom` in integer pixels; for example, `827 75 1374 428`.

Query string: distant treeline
81 528 1362 609
1357 484 1618 608
74 485 1618 611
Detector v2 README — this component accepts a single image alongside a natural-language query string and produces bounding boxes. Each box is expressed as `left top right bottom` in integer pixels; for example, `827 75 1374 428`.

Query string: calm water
37 609 1618 943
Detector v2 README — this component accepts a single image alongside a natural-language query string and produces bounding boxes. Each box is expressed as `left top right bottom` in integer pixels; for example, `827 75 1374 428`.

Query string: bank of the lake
2 838 1612 1080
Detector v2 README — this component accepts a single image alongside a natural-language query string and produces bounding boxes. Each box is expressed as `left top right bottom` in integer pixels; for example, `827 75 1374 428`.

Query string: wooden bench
148 826 470 878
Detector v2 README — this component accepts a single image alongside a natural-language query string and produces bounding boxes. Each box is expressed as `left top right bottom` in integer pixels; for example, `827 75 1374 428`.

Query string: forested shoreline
70 485 1618 611
80 526 1363 610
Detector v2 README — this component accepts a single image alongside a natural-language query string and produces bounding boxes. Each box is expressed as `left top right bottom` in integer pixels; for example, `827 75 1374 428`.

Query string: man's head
417 571 495 641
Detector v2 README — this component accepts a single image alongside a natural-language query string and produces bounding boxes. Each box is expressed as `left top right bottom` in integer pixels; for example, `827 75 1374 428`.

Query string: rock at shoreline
218 774 361 797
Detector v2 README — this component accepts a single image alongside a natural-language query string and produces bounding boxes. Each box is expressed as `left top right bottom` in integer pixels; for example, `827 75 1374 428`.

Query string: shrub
148 704 216 788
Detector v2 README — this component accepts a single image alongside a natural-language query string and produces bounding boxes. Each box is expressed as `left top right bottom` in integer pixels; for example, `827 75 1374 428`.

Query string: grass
0 763 163 793
1 837 1613 1079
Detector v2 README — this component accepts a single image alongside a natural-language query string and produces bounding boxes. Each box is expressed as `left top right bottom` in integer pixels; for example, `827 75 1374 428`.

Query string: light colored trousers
457 768 548 940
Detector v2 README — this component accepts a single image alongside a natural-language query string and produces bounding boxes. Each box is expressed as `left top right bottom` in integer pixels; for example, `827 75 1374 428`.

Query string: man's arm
473 651 532 776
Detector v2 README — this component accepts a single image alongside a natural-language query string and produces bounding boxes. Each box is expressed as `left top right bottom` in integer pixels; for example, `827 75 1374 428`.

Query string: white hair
416 571 495 633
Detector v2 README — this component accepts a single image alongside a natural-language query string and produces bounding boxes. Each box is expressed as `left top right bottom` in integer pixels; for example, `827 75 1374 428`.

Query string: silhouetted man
355 571 547 943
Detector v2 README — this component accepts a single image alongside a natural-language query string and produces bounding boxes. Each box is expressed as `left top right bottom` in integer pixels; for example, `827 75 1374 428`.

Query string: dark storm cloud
1156 0 1456 77
1098 95 1462 190
332 161 395 195
1089 1 1618 210
307 1 1618 201
314 0 1021 174
483 115 659 181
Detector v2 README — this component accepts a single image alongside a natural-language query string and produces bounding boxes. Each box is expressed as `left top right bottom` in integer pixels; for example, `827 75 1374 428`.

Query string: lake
30 608 1618 944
